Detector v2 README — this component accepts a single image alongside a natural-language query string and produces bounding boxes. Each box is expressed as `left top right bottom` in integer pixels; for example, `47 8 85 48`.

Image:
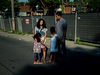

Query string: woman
34 19 47 63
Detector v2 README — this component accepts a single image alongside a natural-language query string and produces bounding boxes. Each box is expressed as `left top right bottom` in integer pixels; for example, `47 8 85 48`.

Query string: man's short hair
56 12 62 16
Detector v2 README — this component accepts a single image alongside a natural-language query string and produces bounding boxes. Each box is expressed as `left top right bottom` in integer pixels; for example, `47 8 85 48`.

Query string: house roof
65 4 77 7
18 5 32 12
65 4 87 7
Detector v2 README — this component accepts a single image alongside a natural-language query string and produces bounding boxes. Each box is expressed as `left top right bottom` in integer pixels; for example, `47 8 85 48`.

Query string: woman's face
40 20 43 26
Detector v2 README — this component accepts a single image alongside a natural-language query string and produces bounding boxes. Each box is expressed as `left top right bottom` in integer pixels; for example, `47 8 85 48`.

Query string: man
55 12 67 62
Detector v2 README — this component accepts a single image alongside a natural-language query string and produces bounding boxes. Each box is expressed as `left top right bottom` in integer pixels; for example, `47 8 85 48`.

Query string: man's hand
55 45 57 49
61 38 64 43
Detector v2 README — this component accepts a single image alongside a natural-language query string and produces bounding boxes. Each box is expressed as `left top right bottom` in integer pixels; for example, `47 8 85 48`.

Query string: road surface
0 35 100 75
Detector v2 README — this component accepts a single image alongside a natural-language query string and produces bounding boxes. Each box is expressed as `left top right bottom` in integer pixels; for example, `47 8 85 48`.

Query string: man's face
56 15 61 20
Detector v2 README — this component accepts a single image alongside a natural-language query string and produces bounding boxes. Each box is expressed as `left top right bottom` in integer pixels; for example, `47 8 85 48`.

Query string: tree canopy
69 0 100 11
28 0 63 8
88 0 100 10
0 0 19 12
0 0 11 12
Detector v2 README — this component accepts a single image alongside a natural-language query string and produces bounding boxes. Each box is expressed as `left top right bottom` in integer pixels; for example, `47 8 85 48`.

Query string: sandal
43 60 46 63
47 60 52 63
52 62 56 64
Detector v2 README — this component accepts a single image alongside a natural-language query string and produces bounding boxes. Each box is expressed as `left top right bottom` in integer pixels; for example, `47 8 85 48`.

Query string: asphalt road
0 35 100 75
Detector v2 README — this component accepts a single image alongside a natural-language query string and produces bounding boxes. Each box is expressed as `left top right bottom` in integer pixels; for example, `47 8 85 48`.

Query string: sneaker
34 62 38 64
38 62 43 64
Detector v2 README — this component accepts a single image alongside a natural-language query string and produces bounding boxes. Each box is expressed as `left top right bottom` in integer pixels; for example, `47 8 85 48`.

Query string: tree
17 2 24 7
76 0 85 12
28 0 63 15
0 0 19 12
88 0 100 11
0 0 11 12
25 2 30 5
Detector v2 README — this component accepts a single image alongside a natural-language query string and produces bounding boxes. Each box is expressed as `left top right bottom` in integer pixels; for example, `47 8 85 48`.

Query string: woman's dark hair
50 26 56 34
36 19 47 29
33 33 41 42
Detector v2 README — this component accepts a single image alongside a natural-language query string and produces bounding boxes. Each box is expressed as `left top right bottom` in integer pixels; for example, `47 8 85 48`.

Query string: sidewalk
0 31 100 58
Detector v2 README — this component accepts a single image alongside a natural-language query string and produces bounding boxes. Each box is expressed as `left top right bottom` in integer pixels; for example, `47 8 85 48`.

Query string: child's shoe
38 62 43 64
34 62 38 64
47 60 52 63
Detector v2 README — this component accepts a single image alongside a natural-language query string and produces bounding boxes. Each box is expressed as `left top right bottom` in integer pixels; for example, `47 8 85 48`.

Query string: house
64 3 87 14
18 3 35 16
65 3 77 14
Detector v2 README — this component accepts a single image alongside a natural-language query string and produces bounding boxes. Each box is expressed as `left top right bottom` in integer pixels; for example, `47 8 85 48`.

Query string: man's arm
61 27 67 43
55 37 58 49
63 28 67 39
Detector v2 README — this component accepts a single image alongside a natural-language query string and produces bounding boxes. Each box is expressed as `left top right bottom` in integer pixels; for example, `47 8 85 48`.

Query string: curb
66 48 100 58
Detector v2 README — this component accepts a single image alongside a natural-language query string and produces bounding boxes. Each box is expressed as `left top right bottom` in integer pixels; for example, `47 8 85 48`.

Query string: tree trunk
44 7 48 15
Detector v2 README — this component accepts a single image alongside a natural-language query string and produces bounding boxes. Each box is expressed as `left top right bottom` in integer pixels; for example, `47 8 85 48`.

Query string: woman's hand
41 40 44 44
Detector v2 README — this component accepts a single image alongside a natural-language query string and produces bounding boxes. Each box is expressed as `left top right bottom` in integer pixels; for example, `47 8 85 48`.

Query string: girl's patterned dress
33 40 41 53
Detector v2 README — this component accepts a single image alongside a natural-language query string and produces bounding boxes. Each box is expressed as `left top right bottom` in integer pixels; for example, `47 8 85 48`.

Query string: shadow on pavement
17 46 100 75
16 63 75 75
66 47 100 58
16 53 100 75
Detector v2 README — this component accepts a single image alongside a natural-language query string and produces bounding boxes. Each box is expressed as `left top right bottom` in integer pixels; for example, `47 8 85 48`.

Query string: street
0 35 100 75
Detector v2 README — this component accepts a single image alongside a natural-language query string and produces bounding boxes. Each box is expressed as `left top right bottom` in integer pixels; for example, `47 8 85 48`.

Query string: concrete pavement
0 31 100 58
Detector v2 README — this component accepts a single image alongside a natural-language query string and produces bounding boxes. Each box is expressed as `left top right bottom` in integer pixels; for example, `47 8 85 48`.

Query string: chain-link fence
0 13 100 43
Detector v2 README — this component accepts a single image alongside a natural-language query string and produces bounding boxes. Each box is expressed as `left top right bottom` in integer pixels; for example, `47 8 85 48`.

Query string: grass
75 40 100 48
1 30 29 35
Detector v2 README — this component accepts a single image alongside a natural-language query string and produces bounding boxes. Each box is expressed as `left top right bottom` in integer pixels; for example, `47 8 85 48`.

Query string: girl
34 19 48 63
33 33 45 64
47 27 58 64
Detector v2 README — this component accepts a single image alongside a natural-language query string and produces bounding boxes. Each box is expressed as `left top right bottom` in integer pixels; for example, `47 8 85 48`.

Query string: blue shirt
55 18 67 40
51 34 58 52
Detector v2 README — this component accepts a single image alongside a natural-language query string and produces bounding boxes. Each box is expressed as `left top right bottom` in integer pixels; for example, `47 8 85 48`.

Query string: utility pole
11 0 15 31
74 10 77 42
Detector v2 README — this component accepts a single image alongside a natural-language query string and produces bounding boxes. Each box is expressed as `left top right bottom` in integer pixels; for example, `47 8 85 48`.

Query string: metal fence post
20 17 23 33
31 12 34 34
9 18 12 31
17 17 23 33
74 11 77 42
1 19 3 30
0 19 1 30
3 19 5 31
55 12 56 24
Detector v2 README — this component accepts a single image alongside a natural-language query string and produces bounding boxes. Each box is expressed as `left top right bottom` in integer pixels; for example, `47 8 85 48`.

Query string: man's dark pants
57 39 67 61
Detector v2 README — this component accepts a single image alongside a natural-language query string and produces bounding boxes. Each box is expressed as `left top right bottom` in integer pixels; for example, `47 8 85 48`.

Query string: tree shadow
16 63 77 75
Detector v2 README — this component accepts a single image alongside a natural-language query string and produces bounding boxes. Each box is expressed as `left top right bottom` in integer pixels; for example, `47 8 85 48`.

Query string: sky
19 0 29 2
19 0 74 2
